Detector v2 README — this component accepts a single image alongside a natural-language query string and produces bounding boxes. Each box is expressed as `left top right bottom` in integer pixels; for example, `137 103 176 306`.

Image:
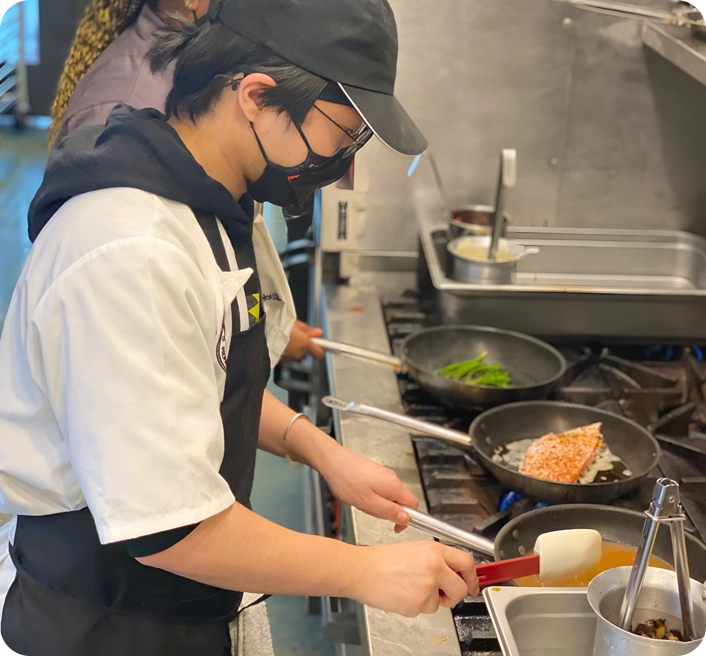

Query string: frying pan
322 399 661 504
494 505 706 582
314 325 566 411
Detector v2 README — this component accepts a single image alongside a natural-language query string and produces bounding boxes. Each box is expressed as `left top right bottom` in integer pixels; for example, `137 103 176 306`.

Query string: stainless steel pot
448 205 512 239
446 235 534 285
587 567 706 656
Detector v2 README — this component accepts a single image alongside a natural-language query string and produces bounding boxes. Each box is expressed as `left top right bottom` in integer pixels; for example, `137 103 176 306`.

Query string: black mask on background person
245 118 370 211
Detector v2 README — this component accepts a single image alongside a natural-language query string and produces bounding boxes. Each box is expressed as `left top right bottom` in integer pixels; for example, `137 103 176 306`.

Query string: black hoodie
29 105 254 245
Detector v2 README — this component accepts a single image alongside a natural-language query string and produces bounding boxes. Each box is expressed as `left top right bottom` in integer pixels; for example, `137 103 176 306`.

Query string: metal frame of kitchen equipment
0 2 31 128
558 0 706 49
643 20 706 88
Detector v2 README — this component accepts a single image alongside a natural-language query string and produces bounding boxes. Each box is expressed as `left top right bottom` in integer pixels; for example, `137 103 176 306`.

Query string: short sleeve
30 236 235 544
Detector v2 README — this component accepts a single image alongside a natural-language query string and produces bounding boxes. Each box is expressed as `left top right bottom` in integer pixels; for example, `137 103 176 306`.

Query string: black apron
1 212 271 656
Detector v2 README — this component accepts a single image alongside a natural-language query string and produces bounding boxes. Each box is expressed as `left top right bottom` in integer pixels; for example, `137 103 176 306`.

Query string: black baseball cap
207 0 428 156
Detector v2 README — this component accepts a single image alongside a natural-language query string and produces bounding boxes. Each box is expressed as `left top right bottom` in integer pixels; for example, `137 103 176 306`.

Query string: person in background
49 0 324 363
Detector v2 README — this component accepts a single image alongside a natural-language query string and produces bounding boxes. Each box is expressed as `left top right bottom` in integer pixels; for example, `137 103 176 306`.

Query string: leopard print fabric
48 0 147 148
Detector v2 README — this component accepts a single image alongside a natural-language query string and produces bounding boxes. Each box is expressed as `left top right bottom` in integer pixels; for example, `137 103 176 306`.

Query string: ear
237 73 278 123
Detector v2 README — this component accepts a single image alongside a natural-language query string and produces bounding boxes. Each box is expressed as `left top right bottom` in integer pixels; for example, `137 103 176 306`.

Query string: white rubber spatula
404 507 602 587
476 529 603 586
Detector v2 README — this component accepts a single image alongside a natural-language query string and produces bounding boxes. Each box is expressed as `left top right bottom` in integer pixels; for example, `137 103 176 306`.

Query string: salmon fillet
521 423 604 483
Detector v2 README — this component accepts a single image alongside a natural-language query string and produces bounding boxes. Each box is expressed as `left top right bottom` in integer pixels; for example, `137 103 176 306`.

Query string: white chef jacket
0 188 295 652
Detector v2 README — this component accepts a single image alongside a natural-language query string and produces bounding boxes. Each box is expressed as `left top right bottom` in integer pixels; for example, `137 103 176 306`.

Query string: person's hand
280 320 325 362
348 541 479 617
320 447 419 532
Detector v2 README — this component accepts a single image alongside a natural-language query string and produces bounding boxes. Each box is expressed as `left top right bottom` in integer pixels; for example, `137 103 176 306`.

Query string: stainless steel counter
321 283 462 656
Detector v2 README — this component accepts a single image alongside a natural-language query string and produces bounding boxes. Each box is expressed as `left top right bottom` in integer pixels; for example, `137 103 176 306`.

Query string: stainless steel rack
0 2 30 128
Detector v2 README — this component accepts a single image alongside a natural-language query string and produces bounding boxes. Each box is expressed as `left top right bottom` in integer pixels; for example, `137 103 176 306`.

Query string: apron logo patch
247 293 261 326
217 319 228 372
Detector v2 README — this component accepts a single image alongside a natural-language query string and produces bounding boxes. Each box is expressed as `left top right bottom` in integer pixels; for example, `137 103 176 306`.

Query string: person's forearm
258 389 342 471
138 501 360 599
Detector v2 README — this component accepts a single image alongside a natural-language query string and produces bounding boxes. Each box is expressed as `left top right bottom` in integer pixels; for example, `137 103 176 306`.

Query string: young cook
50 0 324 363
0 0 479 654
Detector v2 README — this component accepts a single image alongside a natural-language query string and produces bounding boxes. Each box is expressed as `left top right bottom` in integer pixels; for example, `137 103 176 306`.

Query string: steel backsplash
320 0 706 254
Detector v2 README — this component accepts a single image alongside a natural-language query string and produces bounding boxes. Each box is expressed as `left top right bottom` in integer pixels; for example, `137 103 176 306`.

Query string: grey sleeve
55 102 120 147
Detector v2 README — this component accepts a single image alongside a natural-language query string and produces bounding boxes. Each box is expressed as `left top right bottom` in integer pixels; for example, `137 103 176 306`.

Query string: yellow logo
247 293 261 324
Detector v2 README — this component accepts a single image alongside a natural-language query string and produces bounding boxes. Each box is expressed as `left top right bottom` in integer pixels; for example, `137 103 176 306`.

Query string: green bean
435 352 513 388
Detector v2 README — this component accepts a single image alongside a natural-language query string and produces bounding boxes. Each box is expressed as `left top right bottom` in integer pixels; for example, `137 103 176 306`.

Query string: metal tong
404 507 495 557
618 478 697 640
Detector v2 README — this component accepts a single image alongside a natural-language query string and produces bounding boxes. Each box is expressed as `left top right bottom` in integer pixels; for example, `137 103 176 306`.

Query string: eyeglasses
216 74 372 158
313 104 373 158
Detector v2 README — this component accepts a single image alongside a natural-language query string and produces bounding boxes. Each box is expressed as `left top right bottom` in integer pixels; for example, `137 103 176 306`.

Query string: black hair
148 18 328 125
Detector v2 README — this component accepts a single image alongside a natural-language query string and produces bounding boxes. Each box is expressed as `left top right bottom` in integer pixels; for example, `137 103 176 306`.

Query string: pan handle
312 338 403 371
322 396 473 449
404 507 495 557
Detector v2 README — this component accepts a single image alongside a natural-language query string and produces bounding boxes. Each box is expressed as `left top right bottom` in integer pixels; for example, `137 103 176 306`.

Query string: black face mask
246 109 372 211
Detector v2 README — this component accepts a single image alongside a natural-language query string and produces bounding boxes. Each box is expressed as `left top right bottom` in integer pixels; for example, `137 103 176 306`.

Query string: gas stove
381 294 706 656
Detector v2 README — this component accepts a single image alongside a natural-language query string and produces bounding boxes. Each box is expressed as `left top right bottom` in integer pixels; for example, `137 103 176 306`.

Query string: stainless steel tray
483 587 597 656
483 587 704 656
418 219 706 342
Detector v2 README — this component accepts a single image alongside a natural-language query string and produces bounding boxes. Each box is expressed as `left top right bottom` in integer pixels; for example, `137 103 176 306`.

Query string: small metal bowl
449 205 512 239
446 235 532 285
587 567 706 656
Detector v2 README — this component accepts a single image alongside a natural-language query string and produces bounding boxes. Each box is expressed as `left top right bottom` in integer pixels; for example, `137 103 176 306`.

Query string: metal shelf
643 22 706 87
0 2 30 124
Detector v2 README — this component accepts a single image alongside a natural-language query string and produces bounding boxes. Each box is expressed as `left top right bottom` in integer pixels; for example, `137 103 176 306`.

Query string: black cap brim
339 84 427 157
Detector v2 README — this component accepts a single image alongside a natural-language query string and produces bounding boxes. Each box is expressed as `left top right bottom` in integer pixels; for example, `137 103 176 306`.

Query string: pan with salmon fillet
323 398 661 504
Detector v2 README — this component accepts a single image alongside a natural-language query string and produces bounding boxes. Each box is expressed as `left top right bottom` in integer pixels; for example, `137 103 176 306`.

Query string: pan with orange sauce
515 541 673 587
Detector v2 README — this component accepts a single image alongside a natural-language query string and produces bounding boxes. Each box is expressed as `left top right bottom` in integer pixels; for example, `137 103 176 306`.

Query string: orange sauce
515 541 673 588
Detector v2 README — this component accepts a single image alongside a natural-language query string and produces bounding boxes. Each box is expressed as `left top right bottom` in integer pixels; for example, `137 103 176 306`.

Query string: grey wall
321 0 706 252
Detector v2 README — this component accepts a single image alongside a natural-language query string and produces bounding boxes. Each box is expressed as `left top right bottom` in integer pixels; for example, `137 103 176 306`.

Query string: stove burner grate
382 295 706 656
